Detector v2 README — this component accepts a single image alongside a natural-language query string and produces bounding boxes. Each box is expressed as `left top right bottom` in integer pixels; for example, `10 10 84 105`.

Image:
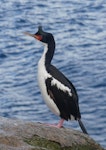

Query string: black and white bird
25 26 88 134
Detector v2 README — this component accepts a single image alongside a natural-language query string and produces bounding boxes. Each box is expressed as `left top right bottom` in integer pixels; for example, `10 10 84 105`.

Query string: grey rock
0 117 104 150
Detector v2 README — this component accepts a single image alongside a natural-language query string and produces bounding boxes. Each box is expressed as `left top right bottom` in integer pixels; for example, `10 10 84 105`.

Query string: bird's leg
56 119 64 128
45 119 64 128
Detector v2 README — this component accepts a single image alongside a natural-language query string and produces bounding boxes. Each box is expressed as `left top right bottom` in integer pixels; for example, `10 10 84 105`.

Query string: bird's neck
40 41 55 66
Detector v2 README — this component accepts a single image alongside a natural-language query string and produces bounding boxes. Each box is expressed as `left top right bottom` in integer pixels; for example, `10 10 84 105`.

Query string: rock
0 117 105 150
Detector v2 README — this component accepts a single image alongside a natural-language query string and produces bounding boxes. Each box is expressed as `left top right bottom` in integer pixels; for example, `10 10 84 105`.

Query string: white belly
37 60 60 116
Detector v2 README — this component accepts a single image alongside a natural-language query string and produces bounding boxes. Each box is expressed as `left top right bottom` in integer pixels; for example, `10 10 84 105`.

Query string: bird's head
24 26 54 44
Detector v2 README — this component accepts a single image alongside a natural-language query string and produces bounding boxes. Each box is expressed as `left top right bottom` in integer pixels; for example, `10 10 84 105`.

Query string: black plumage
45 65 81 120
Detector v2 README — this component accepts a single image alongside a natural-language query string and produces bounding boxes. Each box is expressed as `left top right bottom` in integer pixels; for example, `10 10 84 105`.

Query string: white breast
37 44 60 116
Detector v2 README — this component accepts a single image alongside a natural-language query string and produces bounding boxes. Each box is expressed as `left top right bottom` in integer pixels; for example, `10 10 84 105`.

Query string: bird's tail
78 119 88 135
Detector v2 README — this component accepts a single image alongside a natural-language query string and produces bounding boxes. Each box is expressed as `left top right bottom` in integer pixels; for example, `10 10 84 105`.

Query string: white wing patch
51 78 72 97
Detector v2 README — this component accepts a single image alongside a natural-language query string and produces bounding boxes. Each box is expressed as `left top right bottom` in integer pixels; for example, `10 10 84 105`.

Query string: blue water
0 0 106 148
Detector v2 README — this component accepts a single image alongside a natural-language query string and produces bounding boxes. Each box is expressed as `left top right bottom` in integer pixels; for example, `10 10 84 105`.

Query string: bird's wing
45 65 81 120
46 64 79 102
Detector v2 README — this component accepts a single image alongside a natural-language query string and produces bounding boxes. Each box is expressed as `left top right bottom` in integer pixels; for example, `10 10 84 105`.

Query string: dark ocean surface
0 0 106 148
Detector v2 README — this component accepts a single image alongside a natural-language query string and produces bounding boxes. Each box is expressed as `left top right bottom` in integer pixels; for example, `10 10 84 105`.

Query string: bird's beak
24 32 35 37
24 32 42 41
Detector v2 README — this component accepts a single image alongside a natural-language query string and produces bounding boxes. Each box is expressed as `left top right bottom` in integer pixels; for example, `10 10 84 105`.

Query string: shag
24 26 88 134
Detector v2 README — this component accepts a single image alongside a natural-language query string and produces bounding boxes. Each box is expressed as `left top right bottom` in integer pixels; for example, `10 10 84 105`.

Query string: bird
24 26 88 134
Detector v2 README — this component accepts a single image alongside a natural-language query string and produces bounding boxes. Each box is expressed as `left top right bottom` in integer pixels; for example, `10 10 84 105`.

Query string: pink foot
45 119 64 128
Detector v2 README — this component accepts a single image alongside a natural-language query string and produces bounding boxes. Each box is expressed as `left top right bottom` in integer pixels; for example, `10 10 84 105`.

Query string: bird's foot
44 119 64 128
45 123 62 128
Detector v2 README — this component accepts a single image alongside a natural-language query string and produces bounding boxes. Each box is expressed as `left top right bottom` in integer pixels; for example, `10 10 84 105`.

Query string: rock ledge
0 117 104 150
